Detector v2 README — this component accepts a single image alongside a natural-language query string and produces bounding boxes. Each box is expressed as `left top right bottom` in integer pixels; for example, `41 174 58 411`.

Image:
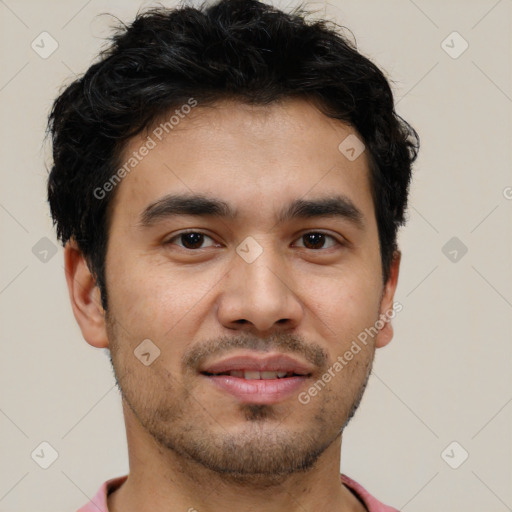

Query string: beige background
0 0 511 510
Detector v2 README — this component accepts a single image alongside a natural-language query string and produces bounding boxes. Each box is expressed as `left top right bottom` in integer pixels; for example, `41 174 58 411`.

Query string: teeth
225 370 294 379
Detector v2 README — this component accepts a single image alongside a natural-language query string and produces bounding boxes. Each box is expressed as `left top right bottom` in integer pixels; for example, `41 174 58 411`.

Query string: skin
65 97 400 512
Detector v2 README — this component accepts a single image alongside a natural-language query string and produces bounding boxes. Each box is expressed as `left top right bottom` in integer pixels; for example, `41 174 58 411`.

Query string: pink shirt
76 473 399 511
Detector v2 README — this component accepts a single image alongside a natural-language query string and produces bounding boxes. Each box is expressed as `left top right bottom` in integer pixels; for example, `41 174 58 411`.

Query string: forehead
109 97 375 229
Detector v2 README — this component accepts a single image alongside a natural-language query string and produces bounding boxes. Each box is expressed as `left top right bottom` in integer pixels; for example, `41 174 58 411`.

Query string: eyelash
165 230 344 251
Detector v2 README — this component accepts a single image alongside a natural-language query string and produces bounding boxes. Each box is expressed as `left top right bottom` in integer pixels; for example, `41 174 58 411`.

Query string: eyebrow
139 193 365 229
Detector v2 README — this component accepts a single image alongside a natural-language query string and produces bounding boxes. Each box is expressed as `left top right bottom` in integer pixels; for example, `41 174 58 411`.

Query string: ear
375 251 401 349
64 239 109 349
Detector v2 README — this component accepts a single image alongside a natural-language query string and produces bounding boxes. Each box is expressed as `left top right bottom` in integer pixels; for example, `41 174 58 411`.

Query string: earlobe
375 251 401 349
64 240 109 349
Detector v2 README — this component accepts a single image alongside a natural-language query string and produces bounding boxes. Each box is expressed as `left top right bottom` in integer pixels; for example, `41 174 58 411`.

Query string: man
47 0 419 510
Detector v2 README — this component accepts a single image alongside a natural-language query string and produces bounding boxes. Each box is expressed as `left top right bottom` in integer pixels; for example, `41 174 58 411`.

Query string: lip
199 352 315 375
203 374 309 404
199 352 314 404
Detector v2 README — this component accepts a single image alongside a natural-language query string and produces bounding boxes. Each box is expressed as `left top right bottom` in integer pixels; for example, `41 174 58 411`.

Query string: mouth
199 353 314 404
201 370 308 379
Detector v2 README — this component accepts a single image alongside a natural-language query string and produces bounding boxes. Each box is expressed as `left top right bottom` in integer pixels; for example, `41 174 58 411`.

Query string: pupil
179 233 326 250
182 233 203 249
303 233 324 249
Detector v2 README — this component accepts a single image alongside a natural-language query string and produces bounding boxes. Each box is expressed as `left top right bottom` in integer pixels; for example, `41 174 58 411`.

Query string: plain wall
0 0 510 510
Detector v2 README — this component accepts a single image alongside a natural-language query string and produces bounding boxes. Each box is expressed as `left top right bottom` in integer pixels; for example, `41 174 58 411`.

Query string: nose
216 243 304 335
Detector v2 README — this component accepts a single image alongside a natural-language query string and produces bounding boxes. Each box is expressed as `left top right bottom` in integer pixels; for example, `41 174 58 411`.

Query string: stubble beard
105 312 374 487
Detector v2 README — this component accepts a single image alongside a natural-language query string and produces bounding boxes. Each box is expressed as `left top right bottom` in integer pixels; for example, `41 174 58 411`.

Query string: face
79 98 399 481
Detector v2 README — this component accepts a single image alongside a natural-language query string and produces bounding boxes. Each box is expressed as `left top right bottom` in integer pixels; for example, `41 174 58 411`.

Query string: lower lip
203 374 309 404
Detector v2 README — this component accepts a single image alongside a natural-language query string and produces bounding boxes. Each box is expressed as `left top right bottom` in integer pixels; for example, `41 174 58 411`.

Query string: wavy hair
47 0 419 308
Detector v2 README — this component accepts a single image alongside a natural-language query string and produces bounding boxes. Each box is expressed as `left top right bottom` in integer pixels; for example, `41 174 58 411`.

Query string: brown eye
295 232 339 250
167 231 216 250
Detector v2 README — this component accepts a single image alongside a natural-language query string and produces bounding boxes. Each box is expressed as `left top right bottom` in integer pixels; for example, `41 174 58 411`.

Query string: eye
293 232 341 250
164 230 343 251
165 231 218 250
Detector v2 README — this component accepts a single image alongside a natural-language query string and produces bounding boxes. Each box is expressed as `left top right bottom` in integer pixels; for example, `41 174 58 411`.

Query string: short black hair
47 0 419 309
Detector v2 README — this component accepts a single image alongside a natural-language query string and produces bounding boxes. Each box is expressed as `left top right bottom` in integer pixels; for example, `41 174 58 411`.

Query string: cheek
299 268 381 336
106 256 217 337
